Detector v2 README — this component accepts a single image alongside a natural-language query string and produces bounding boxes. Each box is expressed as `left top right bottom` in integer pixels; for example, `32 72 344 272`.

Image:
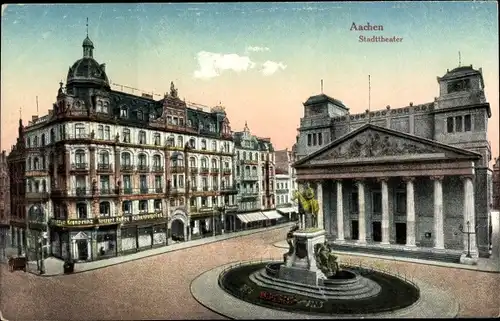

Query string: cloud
261 60 287 76
194 51 256 80
247 46 270 52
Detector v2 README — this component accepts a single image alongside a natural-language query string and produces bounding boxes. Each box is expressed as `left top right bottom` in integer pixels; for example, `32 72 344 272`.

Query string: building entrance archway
171 219 185 241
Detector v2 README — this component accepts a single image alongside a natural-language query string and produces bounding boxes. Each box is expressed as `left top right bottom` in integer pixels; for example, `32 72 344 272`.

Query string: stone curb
20 223 295 277
190 260 460 319
273 241 500 274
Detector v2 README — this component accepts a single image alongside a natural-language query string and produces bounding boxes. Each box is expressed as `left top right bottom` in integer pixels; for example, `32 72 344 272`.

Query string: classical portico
294 124 483 261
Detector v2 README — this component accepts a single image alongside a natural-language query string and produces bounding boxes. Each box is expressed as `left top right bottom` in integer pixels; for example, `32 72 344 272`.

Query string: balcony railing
152 165 164 172
137 165 149 172
276 189 289 193
171 166 185 174
99 188 113 195
25 192 50 200
191 185 198 191
212 185 219 191
72 163 88 170
155 187 163 193
198 206 214 213
242 174 259 181
123 187 133 195
221 186 238 193
200 167 210 175
121 164 134 172
74 187 89 197
190 206 198 213
97 163 112 171
211 168 219 175
139 187 150 194
202 186 209 191
222 168 232 175
241 159 259 165
190 167 198 174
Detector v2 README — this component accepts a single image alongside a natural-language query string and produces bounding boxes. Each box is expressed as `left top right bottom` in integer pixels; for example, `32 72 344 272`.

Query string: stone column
336 180 345 242
431 176 445 249
378 177 390 245
461 175 478 260
404 177 416 247
356 179 367 244
316 181 324 229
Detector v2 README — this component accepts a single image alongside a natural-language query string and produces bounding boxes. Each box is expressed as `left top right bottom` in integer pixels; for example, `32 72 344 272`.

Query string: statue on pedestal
314 242 340 277
283 224 300 263
292 184 319 229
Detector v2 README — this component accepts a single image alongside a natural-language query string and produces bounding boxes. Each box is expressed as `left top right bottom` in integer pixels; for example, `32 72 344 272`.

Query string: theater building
8 32 237 262
294 65 493 262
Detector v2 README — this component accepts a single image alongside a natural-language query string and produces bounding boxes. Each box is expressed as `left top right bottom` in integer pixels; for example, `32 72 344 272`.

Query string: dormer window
103 102 109 113
123 129 131 143
201 139 207 150
173 117 178 126
120 106 128 118
167 116 172 124
154 133 161 146
97 101 103 113
137 110 144 121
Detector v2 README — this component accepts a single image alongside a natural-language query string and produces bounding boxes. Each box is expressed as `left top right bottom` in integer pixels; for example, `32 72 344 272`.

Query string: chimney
32 115 38 121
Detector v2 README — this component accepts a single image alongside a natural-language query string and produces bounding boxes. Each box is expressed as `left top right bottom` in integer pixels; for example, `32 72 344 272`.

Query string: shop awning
236 211 268 224
277 207 299 214
261 210 283 220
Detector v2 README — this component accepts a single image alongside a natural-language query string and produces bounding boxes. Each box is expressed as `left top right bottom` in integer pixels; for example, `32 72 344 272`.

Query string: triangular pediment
73 231 88 240
295 124 480 167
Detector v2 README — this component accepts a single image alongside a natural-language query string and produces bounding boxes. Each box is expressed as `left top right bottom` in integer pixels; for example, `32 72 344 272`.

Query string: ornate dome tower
66 20 110 94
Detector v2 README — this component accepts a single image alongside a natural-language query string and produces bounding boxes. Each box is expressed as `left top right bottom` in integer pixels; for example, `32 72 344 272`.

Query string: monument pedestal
279 229 326 286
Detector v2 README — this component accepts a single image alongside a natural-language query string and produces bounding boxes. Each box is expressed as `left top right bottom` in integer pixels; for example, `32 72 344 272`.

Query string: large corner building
8 34 242 262
294 65 493 262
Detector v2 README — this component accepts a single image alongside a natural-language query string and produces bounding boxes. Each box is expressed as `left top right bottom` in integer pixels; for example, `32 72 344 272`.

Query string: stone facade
0 151 10 249
275 149 299 219
295 65 493 260
493 158 500 210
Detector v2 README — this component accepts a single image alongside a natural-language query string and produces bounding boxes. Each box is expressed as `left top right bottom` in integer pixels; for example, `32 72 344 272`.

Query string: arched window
41 134 46 146
122 129 131 143
201 157 208 168
41 156 46 170
27 157 32 170
211 141 217 151
243 151 246 160
99 201 111 216
138 153 147 169
97 125 104 139
138 131 146 144
189 157 196 168
97 101 103 113
29 204 44 222
50 128 56 143
211 158 217 169
177 136 184 148
167 135 175 147
245 166 250 176
75 149 86 165
137 110 144 121
249 153 253 161
33 136 39 147
121 152 131 165
252 166 257 176
153 154 162 168
201 139 207 150
26 137 31 147
76 203 87 219
27 180 32 193
75 123 86 138
42 180 47 192
254 152 258 160
189 138 196 149
104 126 110 140
33 157 39 170
103 102 110 113
120 106 128 118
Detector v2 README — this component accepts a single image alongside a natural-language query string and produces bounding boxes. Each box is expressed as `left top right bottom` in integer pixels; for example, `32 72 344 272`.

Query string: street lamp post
458 220 478 258
38 234 45 275
219 205 226 235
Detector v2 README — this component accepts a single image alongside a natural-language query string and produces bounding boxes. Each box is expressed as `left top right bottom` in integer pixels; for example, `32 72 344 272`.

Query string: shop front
120 212 168 254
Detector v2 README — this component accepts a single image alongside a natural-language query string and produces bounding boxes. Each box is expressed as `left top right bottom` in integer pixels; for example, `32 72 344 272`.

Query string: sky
1 2 499 162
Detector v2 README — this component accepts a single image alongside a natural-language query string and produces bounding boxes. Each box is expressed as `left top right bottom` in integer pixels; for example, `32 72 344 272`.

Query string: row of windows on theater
446 115 472 133
307 132 323 147
25 124 231 152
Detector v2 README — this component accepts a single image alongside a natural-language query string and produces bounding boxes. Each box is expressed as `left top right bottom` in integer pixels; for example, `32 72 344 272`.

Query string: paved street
1 225 499 320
